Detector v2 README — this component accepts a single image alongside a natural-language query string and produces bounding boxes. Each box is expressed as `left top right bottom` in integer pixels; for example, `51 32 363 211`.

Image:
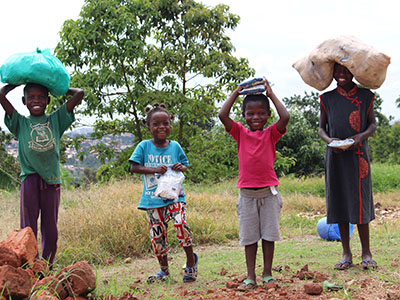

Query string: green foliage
60 164 72 188
371 163 400 192
152 0 254 146
0 127 20 190
283 91 320 128
370 121 400 164
280 92 325 175
185 125 238 183
96 146 135 183
372 92 391 126
55 0 253 168
55 0 158 142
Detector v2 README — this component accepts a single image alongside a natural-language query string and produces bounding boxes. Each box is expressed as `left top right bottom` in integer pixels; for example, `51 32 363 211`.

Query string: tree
0 127 21 189
283 91 320 128
370 121 400 164
372 92 390 127
55 0 253 161
280 92 325 175
150 0 253 146
55 0 160 147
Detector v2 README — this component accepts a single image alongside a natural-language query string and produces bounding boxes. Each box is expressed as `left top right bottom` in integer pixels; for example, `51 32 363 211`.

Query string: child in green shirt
0 83 84 264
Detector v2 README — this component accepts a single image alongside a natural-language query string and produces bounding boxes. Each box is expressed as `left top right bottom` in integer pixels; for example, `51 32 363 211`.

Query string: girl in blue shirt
129 103 197 283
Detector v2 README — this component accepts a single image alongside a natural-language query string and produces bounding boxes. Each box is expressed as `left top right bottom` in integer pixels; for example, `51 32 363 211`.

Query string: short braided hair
144 103 171 126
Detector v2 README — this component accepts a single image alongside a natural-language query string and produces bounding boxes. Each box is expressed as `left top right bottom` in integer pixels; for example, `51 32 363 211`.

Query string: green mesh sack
0 48 70 97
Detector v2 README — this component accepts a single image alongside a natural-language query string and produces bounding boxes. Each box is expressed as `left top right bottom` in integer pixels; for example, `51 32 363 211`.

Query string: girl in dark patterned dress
318 63 378 270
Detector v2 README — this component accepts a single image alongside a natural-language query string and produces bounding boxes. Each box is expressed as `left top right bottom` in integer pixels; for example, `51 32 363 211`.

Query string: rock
226 281 240 289
264 281 277 290
118 292 140 300
304 283 323 295
57 261 96 297
25 268 35 280
32 290 59 300
34 276 68 300
31 259 49 277
0 265 32 300
0 242 21 267
123 257 132 264
4 227 38 266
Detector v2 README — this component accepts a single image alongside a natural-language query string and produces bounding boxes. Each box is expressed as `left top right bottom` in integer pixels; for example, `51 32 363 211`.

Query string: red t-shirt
228 121 285 188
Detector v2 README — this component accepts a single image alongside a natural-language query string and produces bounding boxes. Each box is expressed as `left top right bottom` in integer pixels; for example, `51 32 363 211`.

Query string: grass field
0 163 399 299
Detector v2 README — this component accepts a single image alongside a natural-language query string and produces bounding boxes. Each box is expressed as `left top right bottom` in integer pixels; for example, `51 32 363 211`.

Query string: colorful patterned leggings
147 202 192 258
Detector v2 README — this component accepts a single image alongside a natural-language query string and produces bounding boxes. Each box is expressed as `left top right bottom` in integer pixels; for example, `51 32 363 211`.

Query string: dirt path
97 240 400 300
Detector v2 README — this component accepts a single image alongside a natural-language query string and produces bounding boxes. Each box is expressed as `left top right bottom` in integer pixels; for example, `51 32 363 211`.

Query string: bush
96 146 135 183
277 110 325 176
371 163 400 192
370 122 400 164
185 126 238 183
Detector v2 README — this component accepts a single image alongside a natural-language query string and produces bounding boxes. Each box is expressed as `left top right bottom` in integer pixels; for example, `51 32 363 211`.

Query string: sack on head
293 36 391 90
0 48 70 97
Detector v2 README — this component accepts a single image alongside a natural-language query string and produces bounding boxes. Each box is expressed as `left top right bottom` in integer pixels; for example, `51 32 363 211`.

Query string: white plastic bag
155 169 185 201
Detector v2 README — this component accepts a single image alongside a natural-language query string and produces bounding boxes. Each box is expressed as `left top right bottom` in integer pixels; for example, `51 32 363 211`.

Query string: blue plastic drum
317 217 354 241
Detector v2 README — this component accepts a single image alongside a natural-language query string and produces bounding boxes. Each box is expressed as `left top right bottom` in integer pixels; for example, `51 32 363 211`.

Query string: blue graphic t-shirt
129 140 189 210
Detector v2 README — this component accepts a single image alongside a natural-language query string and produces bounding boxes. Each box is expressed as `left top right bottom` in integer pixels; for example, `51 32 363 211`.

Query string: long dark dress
320 85 375 225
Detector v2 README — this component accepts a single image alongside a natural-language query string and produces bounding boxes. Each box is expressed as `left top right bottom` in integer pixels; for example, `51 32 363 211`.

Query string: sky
1 0 399 130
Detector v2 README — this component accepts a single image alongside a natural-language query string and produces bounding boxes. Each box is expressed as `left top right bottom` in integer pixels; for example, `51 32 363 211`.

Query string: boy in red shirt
218 78 289 289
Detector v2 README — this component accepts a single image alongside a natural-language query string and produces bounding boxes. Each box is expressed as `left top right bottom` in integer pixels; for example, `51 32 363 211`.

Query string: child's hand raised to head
263 77 273 97
0 84 19 95
235 84 244 94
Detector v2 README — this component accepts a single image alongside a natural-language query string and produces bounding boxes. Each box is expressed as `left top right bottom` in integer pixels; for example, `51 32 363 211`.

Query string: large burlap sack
293 36 391 90
0 48 70 97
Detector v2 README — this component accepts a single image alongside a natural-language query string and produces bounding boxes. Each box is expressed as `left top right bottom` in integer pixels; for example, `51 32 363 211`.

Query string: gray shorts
237 186 283 246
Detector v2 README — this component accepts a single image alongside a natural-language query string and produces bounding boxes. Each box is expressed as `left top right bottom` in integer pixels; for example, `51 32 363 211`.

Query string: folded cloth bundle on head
239 77 265 88
0 48 70 97
292 36 391 91
239 84 266 95
239 77 266 95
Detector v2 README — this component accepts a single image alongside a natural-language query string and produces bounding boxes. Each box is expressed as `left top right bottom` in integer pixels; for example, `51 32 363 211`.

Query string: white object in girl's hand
328 138 355 150
155 169 185 201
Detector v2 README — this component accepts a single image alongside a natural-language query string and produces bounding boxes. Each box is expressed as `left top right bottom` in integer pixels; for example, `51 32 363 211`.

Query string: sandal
147 270 169 283
183 253 198 282
362 259 378 270
262 276 277 285
334 260 353 270
237 279 257 291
